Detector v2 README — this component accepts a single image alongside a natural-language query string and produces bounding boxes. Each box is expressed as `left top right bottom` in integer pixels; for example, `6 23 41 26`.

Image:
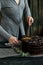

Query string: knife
27 25 31 37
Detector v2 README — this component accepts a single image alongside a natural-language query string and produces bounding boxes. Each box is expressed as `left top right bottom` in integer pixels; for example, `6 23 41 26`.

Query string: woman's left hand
27 16 34 26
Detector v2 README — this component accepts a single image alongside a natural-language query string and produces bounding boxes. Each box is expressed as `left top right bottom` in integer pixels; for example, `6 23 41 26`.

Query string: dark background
24 0 43 36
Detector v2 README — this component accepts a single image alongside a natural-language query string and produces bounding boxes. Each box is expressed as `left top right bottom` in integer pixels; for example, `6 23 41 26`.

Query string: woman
0 0 34 45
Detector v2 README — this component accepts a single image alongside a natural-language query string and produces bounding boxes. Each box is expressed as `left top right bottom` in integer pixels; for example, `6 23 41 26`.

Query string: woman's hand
27 16 34 26
9 36 19 45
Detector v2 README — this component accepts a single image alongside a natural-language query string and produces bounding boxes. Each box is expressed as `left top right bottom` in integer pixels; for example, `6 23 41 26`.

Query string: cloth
0 0 31 42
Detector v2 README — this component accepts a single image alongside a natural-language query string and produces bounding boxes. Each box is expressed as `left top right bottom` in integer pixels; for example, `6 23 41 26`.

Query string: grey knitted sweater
0 0 31 42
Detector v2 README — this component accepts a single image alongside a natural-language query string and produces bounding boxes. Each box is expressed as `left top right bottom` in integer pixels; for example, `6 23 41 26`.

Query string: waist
2 11 23 24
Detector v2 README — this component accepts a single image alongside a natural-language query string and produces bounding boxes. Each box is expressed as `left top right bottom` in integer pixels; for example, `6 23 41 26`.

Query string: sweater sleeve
24 0 31 17
0 26 12 40
0 2 12 40
0 2 1 11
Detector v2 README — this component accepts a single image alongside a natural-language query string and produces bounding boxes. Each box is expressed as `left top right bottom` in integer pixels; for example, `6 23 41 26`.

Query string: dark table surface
0 48 43 65
0 41 43 65
0 56 43 65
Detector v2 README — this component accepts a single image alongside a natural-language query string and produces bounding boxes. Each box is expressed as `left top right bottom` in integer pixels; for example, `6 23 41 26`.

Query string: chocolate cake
21 36 43 55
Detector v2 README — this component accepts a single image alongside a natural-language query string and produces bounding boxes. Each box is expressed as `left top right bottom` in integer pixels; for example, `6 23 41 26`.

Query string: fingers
12 38 19 44
27 17 34 26
29 17 34 26
31 18 34 23
29 19 32 26
9 36 19 45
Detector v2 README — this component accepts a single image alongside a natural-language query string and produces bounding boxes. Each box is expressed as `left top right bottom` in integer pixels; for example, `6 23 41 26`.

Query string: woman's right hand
9 36 19 45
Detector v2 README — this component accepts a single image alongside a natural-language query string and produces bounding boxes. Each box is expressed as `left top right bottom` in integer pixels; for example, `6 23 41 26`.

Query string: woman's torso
0 0 25 42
